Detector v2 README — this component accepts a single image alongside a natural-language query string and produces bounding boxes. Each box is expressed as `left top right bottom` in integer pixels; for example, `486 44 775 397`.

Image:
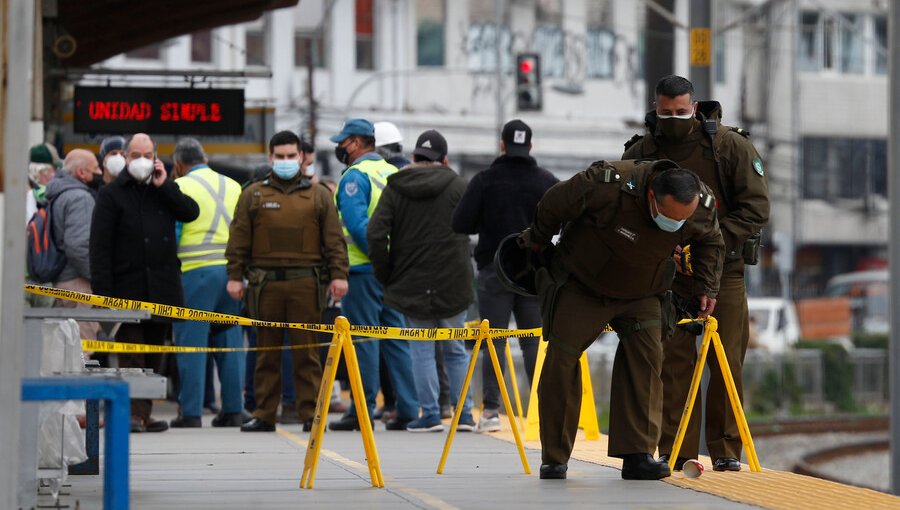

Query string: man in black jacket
90 133 200 433
451 120 558 432
368 130 476 432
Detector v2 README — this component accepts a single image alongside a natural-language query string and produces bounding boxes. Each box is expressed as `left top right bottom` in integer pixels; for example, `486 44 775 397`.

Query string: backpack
26 199 68 282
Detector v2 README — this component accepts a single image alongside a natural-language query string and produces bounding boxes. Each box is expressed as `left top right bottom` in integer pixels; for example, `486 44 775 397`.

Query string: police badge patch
752 158 765 176
345 181 359 196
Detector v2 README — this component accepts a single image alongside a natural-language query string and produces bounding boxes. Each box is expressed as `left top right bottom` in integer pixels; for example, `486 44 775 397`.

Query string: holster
313 266 330 311
658 290 676 340
245 268 269 320
742 231 762 265
535 256 569 342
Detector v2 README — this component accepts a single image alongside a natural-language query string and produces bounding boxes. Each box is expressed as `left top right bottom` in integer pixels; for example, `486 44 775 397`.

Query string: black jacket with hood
367 162 474 319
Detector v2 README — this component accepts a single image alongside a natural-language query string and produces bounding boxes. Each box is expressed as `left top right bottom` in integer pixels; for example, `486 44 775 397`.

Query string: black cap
501 119 532 157
411 129 448 161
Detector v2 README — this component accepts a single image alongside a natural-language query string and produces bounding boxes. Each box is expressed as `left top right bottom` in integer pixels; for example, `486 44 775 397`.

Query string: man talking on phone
91 133 200 433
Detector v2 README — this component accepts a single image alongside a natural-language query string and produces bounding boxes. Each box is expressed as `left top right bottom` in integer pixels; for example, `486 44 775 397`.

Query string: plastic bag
37 319 87 469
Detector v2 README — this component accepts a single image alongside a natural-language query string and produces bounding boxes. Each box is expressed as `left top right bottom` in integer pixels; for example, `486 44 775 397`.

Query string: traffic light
516 53 542 111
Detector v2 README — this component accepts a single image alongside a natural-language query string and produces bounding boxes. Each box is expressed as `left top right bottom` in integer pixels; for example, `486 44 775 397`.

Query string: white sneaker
475 415 501 433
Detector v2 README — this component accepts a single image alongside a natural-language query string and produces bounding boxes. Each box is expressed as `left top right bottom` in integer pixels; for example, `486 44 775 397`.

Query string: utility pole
494 0 504 138
644 0 676 105
0 1 34 507
689 0 712 100
889 0 900 496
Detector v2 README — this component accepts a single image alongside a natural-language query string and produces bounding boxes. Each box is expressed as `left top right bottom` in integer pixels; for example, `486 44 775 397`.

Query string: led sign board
73 86 245 136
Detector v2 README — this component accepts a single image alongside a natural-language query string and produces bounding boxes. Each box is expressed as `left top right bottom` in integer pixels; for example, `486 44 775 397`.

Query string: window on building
874 16 888 75
125 43 162 60
802 137 887 200
356 0 375 70
417 0 445 66
245 30 266 66
839 14 863 74
715 35 726 83
586 0 615 79
466 1 511 73
294 32 326 68
799 11 820 72
534 0 564 78
191 30 212 63
799 11 878 75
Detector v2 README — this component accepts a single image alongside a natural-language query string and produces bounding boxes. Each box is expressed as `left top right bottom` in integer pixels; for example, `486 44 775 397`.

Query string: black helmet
494 233 538 296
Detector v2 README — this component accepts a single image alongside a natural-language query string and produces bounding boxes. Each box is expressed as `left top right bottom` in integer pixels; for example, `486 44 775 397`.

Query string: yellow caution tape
27 285 541 341
81 339 337 354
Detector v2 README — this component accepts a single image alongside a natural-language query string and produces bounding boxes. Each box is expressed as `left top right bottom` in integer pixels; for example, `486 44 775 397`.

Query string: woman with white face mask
99 135 127 184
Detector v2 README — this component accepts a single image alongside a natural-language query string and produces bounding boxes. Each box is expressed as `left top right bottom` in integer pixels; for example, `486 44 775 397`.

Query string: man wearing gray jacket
46 148 103 340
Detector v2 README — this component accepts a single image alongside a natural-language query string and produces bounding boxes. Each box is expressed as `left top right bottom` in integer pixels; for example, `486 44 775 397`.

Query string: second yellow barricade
524 339 600 441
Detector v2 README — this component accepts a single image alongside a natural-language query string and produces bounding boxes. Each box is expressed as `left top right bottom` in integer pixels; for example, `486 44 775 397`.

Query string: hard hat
494 233 538 296
374 121 403 147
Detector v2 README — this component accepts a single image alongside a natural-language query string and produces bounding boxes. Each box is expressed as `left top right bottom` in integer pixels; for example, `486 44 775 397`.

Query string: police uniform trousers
253 277 322 425
658 263 749 461
539 280 663 465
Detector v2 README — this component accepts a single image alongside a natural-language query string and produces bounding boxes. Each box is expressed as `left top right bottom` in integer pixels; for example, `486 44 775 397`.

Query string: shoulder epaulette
729 126 750 138
589 161 622 183
624 134 644 150
699 191 716 210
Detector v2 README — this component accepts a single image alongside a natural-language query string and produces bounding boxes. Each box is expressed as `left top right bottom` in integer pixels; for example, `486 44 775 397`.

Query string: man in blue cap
328 118 419 432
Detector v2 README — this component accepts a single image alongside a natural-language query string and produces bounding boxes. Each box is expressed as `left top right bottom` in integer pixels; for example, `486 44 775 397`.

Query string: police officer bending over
522 160 724 480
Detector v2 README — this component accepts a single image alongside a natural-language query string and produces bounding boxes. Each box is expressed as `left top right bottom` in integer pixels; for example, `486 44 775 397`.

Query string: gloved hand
517 228 552 268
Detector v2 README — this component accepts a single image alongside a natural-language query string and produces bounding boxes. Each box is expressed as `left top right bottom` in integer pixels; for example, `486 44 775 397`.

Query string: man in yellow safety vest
170 138 246 428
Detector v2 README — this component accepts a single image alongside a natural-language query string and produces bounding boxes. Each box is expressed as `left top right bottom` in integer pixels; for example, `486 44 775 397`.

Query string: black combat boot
621 453 671 480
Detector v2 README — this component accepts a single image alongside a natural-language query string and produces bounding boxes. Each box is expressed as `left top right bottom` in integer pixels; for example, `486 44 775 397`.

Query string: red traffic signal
519 58 534 75
516 53 542 111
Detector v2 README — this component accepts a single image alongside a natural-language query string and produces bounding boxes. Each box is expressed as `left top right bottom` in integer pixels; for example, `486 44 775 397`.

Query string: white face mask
127 157 154 182
304 163 316 177
656 106 695 120
106 154 126 177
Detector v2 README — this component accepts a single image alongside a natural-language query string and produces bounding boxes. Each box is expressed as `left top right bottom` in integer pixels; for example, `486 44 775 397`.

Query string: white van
824 269 889 334
747 297 800 353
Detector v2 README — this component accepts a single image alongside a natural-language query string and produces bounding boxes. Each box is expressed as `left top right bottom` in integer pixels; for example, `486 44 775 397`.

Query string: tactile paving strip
492 428 899 509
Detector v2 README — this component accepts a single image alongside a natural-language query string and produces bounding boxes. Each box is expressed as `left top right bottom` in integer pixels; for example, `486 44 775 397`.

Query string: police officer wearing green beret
525 159 724 480
623 75 770 472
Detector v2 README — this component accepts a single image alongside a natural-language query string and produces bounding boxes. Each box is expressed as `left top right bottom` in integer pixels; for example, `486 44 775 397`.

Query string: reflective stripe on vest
177 169 239 270
336 159 396 266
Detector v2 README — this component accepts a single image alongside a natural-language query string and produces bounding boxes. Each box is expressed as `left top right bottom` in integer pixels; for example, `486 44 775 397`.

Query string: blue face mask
651 198 686 232
272 159 300 180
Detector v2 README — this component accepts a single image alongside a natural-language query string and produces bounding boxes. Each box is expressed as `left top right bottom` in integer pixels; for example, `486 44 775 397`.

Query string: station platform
45 405 899 510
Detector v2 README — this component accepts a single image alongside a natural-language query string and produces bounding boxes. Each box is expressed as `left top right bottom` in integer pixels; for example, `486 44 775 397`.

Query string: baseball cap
330 118 375 143
501 119 532 157
411 130 448 162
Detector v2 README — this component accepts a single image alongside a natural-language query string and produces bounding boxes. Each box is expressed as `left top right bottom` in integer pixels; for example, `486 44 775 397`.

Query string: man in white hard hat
374 121 410 170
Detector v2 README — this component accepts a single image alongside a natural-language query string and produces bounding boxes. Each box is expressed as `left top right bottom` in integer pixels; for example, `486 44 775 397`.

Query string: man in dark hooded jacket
368 129 476 432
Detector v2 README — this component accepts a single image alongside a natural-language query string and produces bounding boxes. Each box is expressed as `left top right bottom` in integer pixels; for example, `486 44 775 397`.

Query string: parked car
747 297 800 353
824 269 889 334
